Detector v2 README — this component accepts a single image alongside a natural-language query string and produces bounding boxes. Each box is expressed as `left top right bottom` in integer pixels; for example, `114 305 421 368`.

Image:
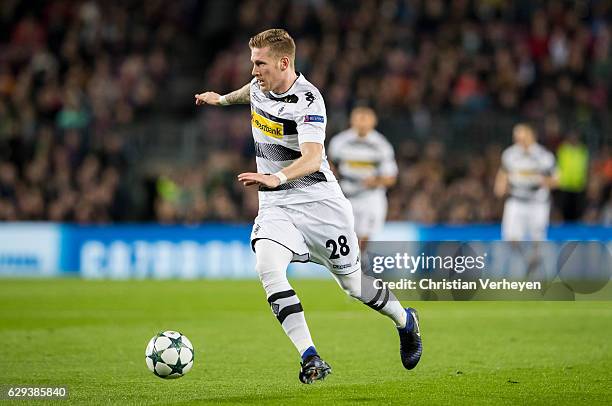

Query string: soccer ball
145 331 194 379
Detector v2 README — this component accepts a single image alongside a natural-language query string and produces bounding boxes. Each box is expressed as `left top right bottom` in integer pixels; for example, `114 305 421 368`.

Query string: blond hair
514 122 537 139
249 29 295 67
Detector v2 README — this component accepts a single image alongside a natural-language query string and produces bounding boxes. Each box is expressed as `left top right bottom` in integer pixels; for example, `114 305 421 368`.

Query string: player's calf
255 239 317 359
333 271 423 369
333 271 407 327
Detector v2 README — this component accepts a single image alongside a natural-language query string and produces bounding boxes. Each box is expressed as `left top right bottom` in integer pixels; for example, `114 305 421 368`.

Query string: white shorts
349 193 388 238
250 197 361 275
502 198 550 241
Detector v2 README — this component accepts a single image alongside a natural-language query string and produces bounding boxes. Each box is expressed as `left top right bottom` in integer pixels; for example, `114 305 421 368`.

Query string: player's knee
343 285 362 300
334 273 365 301
337 279 361 299
255 259 292 296
255 264 281 289
254 259 271 279
254 240 293 294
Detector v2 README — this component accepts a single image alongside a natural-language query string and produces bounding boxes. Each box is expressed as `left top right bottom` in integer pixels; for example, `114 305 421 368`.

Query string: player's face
350 109 377 136
251 47 284 92
513 126 535 149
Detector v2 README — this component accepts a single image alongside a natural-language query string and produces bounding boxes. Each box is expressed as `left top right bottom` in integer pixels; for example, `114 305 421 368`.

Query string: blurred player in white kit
328 107 398 253
495 123 558 241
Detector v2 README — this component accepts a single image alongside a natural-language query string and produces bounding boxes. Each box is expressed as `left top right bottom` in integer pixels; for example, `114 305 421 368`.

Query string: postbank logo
346 160 377 169
252 110 283 139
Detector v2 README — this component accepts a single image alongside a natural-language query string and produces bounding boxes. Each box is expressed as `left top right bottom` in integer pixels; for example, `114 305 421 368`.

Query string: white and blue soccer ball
145 331 194 379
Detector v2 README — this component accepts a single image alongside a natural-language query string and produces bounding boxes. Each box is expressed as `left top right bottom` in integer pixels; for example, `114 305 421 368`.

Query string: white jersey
327 129 398 200
249 74 342 207
501 143 556 203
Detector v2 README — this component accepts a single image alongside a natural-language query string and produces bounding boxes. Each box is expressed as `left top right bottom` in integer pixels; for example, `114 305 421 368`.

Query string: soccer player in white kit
195 29 421 383
328 107 398 254
494 123 557 240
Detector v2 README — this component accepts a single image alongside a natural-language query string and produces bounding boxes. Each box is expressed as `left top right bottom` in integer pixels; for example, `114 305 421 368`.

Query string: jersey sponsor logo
515 169 541 176
345 160 377 169
304 115 324 123
252 110 283 139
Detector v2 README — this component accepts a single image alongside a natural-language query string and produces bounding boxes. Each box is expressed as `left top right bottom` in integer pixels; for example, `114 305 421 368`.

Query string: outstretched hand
195 92 222 106
238 172 281 188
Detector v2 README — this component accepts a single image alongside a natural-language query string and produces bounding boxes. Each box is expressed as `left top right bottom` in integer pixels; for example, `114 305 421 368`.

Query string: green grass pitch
1 279 611 405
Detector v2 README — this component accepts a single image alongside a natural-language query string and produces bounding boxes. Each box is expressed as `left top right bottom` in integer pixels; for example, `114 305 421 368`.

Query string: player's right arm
194 82 250 106
327 135 341 179
494 168 508 198
495 149 510 198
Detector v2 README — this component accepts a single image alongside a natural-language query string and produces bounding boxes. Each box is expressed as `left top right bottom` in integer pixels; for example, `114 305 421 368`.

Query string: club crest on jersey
304 115 324 123
252 110 283 139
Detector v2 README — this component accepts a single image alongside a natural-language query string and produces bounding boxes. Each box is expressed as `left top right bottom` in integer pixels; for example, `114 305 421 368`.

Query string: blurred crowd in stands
0 0 180 221
1 0 611 225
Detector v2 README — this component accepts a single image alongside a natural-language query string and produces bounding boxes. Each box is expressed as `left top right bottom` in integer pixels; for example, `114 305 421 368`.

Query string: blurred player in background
328 107 398 255
494 123 558 241
195 29 421 384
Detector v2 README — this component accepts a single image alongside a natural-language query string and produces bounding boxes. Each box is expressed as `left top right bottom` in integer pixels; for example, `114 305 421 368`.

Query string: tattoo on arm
225 83 251 105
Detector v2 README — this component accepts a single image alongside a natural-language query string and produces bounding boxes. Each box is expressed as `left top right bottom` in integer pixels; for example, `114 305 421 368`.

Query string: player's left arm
363 175 397 188
542 168 559 190
238 143 322 188
363 141 398 188
541 152 559 189
541 173 558 189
